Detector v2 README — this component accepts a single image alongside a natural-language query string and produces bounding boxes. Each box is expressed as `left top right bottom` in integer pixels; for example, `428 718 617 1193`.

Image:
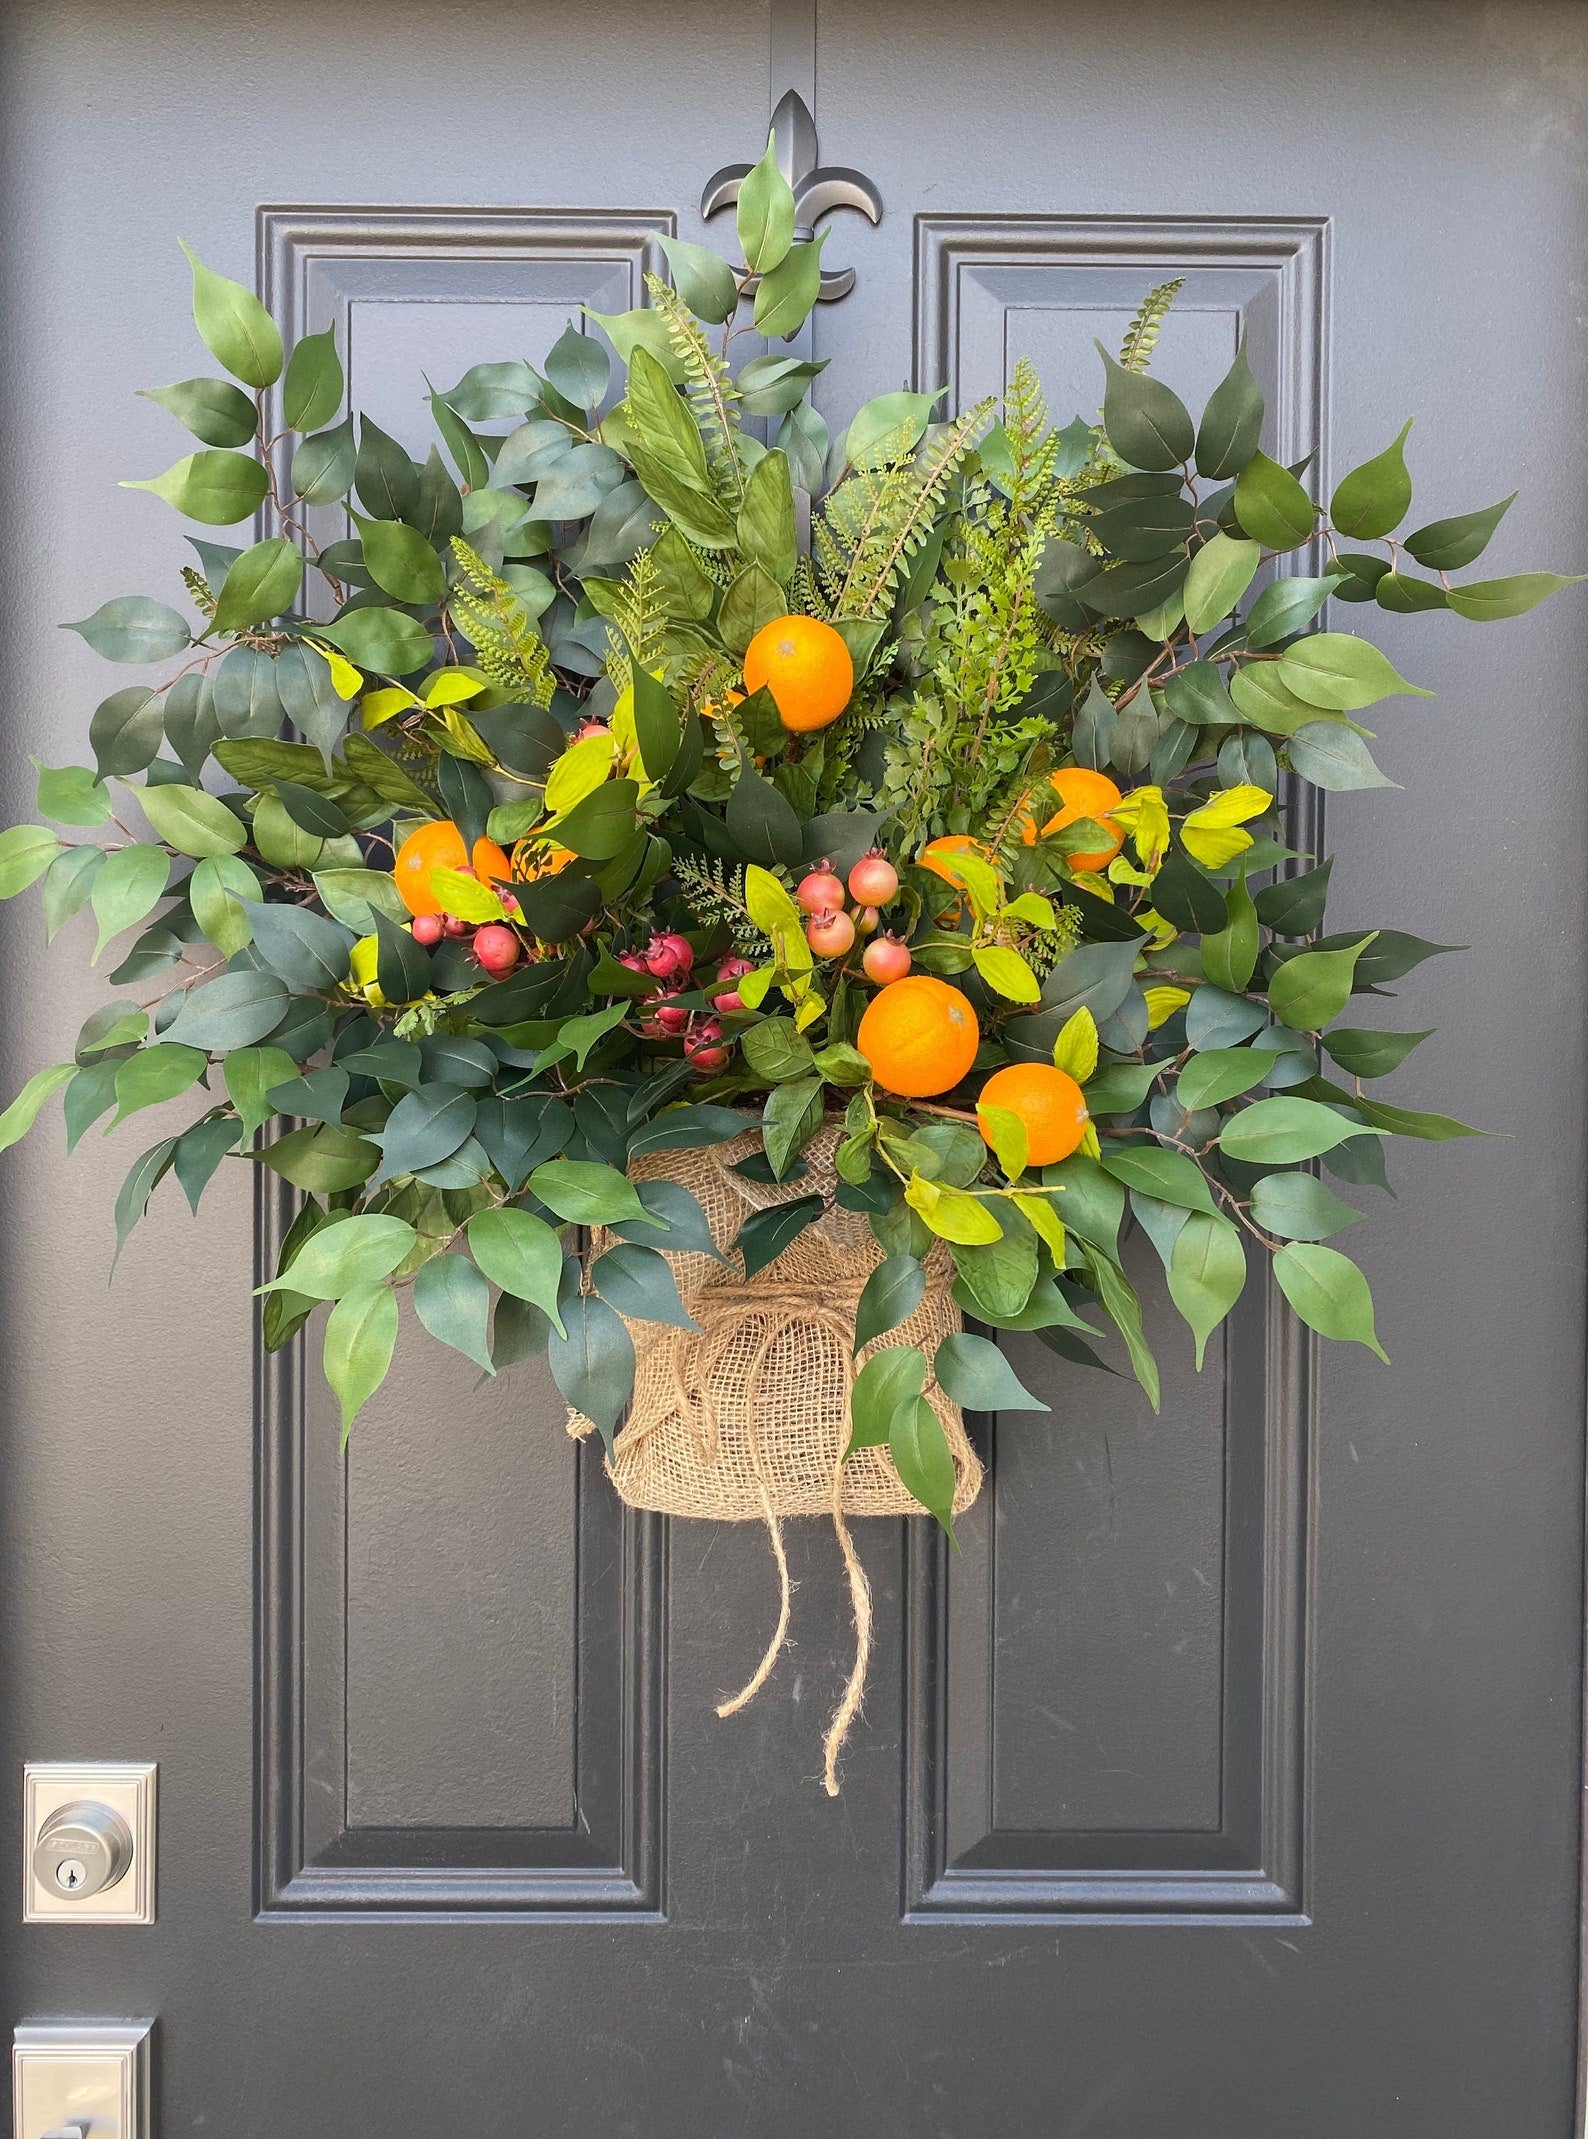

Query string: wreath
6 144 1576 1786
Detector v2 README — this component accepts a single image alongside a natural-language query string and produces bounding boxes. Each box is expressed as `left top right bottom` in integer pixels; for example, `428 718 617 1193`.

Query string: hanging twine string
566 1127 982 1791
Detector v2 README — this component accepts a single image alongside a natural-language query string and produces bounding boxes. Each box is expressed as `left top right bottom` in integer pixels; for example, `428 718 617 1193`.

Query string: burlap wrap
567 1118 983 1791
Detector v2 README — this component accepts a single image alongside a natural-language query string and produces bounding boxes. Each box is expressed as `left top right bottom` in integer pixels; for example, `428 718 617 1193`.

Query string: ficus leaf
181 241 283 388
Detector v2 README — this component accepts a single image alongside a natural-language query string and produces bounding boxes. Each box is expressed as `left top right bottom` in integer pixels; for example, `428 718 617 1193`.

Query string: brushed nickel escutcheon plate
23 1764 156 1925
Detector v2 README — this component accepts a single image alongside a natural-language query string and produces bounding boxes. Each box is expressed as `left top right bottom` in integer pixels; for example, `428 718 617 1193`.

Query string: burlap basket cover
566 1118 983 1791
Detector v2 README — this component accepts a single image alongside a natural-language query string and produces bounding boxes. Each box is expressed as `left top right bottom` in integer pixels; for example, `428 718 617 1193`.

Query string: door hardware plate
23 1765 156 1925
13 2021 152 2139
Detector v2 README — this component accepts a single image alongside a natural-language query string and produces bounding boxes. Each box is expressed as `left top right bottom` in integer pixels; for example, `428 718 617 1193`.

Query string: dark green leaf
139 376 258 448
547 1293 635 1452
372 908 433 1004
854 1255 926 1353
1096 342 1194 470
1233 451 1315 550
733 1193 824 1278
1194 337 1264 479
1254 856 1333 934
1249 1171 1361 1241
293 413 356 505
241 900 354 992
354 415 420 521
934 1330 1047 1412
413 1251 495 1374
761 1074 824 1180
373 1085 476 1183
1243 574 1345 648
590 1242 700 1330
164 968 289 1050
657 233 739 325
111 1135 178 1271
66 600 190 666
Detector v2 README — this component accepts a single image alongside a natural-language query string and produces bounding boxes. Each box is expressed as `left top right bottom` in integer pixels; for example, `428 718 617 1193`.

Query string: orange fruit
977 1062 1089 1167
1022 766 1125 872
856 974 980 1098
743 615 853 732
917 835 993 887
393 821 512 916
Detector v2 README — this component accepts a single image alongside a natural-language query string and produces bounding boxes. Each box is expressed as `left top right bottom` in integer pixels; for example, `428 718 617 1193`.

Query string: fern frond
822 398 994 621
587 546 669 692
645 274 746 505
447 537 555 705
672 854 770 960
1118 278 1185 374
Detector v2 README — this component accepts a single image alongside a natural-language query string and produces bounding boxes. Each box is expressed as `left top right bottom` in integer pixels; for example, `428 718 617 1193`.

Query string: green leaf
1175 1047 1273 1111
976 1101 1028 1182
1200 875 1259 992
590 1242 700 1331
1446 572 1586 622
224 1045 300 1139
1268 931 1378 1031
181 240 282 387
733 1193 825 1277
544 321 611 409
741 1019 815 1086
211 537 304 635
282 326 343 432
1319 1026 1432 1079
547 1291 636 1452
1182 531 1261 633
258 1122 378 1193
1043 1151 1123 1252
1100 1145 1218 1213
1329 421 1412 540
718 563 788 656
1083 1250 1160 1411
736 133 796 275
1335 1091 1484 1141
753 232 828 341
546 777 640 860
657 233 739 324
90 842 169 962
170 1114 237 1211
1253 856 1333 935
412 1251 495 1374
629 665 682 783
1233 451 1315 550
1243 574 1344 649
312 867 409 934
1285 722 1397 791
737 354 827 418
373 1086 476 1183
354 416 420 521
1050 1006 1100 1083
64 598 191 665
1400 494 1512 573
890 1395 959 1535
762 1074 825 1180
1272 1241 1387 1360
41 844 105 940
164 968 288 1051
1195 338 1264 479
1249 1171 1361 1241
111 1135 179 1271
934 1330 1048 1412
1096 342 1194 470
527 1158 649 1227
1167 1210 1247 1368
737 448 797 584
122 450 270 526
726 762 803 868
0 1062 76 1155
87 687 163 779
318 607 435 678
259 1211 415 1298
624 1104 750 1159
904 1173 1003 1244
110 1042 207 1126
324 1281 399 1444
242 899 354 992
1220 1095 1379 1164
139 376 258 448
0 824 64 897
428 390 490 491
1278 634 1429 712
854 1255 926 1353
1227 663 1332 737
972 943 1041 1003
357 514 446 606
292 414 357 506
138 782 248 859
844 389 944 471
847 1342 927 1452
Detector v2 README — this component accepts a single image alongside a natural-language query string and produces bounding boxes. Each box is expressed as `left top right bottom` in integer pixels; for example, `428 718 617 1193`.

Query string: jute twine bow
650 1283 877 1796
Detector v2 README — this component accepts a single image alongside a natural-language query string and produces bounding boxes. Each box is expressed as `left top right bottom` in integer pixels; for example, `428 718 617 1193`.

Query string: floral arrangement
4 144 1576 1551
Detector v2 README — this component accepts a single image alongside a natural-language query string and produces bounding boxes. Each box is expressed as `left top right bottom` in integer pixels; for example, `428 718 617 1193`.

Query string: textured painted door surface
1 3 1584 2134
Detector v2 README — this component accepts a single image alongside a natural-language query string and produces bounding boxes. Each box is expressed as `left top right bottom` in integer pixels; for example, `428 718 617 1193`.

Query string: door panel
2 1 1584 2133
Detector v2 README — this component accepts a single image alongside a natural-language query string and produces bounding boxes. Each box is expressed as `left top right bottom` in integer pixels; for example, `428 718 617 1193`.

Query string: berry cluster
409 866 524 977
620 931 736 1073
796 851 911 984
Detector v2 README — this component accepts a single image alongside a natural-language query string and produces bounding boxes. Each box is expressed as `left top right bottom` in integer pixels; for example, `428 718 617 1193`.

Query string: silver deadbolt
31 1802 133 1902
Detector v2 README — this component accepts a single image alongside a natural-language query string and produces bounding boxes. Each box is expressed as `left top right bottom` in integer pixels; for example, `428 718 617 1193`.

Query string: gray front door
2 3 1584 2133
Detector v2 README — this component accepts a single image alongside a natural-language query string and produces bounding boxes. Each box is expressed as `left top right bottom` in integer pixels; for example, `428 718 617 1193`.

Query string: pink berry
442 914 470 938
857 906 880 935
689 1045 728 1073
618 951 650 974
411 912 444 947
797 863 847 915
472 923 522 976
654 995 690 1035
806 907 856 959
848 849 900 906
498 891 521 917
708 955 755 1010
862 932 912 984
643 930 695 979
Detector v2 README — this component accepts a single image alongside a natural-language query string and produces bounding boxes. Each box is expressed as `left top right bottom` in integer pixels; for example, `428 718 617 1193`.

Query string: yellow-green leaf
972 943 1040 1003
1180 783 1272 868
976 1101 1028 1180
904 1172 1003 1244
428 865 505 923
1010 1189 1067 1265
544 729 619 814
1051 1005 1100 1083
